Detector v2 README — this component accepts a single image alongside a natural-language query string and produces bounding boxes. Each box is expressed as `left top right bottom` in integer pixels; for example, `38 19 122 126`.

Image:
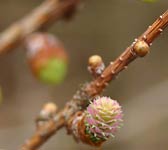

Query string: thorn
111 70 115 74
130 49 137 56
159 28 163 34
119 56 124 61
159 15 163 19
143 35 147 40
132 41 136 45
110 61 114 65
159 28 163 32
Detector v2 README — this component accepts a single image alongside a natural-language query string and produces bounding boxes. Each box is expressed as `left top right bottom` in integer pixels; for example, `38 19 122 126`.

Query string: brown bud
88 55 105 78
133 40 150 57
88 55 102 67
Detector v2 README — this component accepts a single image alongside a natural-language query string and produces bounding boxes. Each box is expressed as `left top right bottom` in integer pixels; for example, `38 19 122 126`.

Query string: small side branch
20 10 168 150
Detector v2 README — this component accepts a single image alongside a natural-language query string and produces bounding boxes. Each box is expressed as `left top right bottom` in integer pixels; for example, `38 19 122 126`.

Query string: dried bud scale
25 33 68 84
36 102 57 126
67 96 123 146
88 55 105 78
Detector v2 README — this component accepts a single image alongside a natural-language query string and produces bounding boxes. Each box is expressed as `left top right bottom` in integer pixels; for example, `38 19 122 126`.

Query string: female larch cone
67 96 123 146
85 96 123 142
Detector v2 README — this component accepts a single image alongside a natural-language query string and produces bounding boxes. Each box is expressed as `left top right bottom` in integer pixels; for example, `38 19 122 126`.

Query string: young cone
85 97 123 142
25 33 68 85
67 96 123 146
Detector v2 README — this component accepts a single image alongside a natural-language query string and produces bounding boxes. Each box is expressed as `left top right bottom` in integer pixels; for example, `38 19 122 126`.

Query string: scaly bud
88 55 105 78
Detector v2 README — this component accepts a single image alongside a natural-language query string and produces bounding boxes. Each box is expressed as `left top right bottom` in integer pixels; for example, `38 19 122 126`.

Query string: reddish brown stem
20 10 168 150
85 10 168 97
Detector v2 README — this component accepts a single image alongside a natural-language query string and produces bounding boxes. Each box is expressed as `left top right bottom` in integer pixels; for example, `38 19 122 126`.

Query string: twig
85 10 168 97
0 0 80 54
20 10 168 150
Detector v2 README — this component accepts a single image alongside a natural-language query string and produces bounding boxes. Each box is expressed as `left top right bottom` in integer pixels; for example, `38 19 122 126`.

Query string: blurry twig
0 0 80 54
21 10 168 150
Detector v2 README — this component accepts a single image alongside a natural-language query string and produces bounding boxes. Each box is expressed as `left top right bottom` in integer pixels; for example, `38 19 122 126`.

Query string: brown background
0 0 168 150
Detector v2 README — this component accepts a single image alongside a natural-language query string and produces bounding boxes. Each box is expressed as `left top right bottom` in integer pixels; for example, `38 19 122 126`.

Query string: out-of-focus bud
25 33 68 85
36 102 57 128
88 55 105 78
38 102 57 121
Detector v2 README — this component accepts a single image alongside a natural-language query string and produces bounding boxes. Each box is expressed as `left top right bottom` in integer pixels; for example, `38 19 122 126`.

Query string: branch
0 0 80 54
20 10 168 150
85 10 168 97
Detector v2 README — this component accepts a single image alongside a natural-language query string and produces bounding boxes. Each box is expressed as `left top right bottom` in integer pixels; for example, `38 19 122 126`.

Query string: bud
37 102 57 122
85 97 123 142
42 102 57 116
88 55 105 78
25 33 68 84
133 40 150 57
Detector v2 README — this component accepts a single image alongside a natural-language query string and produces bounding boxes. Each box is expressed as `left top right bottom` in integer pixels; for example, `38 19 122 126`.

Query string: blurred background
0 0 168 150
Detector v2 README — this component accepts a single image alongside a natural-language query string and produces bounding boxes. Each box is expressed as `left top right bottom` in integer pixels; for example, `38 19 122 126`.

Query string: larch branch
20 10 168 150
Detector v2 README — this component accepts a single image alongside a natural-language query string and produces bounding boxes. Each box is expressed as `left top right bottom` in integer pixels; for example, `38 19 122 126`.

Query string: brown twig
20 10 168 150
85 10 168 97
0 0 80 54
